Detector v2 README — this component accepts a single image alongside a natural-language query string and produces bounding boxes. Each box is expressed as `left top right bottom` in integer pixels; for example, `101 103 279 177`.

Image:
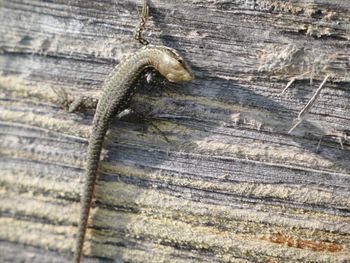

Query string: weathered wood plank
0 0 349 262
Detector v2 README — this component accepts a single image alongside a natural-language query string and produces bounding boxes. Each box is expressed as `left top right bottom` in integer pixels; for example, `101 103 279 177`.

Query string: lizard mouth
167 71 194 83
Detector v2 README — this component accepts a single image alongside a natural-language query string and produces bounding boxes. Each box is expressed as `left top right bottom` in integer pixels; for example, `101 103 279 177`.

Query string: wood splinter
288 74 331 134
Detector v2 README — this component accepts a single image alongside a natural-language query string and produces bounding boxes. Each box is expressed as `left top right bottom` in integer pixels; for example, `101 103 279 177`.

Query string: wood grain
0 0 349 262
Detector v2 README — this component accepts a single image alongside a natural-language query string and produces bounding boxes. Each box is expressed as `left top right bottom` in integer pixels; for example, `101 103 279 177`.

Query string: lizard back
74 45 193 263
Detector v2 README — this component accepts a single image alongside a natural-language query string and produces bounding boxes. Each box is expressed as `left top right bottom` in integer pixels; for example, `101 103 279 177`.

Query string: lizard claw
51 86 73 111
134 0 149 45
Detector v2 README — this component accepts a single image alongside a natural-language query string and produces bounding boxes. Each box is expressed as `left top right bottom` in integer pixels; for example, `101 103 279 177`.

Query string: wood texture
1 0 350 262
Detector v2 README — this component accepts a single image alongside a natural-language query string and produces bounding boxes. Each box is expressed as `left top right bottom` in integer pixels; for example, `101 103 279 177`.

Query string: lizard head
151 46 194 83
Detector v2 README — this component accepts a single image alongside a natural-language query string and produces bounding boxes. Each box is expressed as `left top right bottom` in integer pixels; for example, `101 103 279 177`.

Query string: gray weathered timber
0 0 350 262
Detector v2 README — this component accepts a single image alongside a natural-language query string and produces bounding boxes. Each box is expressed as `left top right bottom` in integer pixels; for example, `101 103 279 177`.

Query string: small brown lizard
73 0 193 262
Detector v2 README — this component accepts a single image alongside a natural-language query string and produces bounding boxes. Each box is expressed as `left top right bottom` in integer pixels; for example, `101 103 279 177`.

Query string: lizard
72 0 194 262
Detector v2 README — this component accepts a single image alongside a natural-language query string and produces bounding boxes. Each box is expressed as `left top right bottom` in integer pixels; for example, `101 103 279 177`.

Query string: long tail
73 125 107 263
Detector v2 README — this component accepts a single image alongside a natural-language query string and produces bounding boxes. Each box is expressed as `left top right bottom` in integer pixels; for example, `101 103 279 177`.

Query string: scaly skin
74 44 193 263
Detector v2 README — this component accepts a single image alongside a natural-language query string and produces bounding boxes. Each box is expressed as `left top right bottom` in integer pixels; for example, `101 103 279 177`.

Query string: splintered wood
0 0 349 262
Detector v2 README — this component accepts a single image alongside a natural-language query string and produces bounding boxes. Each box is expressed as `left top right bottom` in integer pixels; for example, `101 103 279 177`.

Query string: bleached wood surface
0 0 350 262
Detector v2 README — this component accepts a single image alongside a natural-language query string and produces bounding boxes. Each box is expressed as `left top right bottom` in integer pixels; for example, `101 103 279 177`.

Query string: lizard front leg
52 86 99 113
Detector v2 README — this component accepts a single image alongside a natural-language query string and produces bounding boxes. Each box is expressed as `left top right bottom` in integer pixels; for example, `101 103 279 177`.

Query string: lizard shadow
132 71 350 172
149 2 350 172
89 4 350 261
91 66 350 261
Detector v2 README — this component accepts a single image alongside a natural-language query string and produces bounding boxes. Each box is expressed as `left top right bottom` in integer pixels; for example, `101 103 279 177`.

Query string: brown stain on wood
1 0 350 262
263 232 343 253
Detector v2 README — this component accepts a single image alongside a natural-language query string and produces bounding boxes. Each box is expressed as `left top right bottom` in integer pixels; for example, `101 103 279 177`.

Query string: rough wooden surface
1 0 350 262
